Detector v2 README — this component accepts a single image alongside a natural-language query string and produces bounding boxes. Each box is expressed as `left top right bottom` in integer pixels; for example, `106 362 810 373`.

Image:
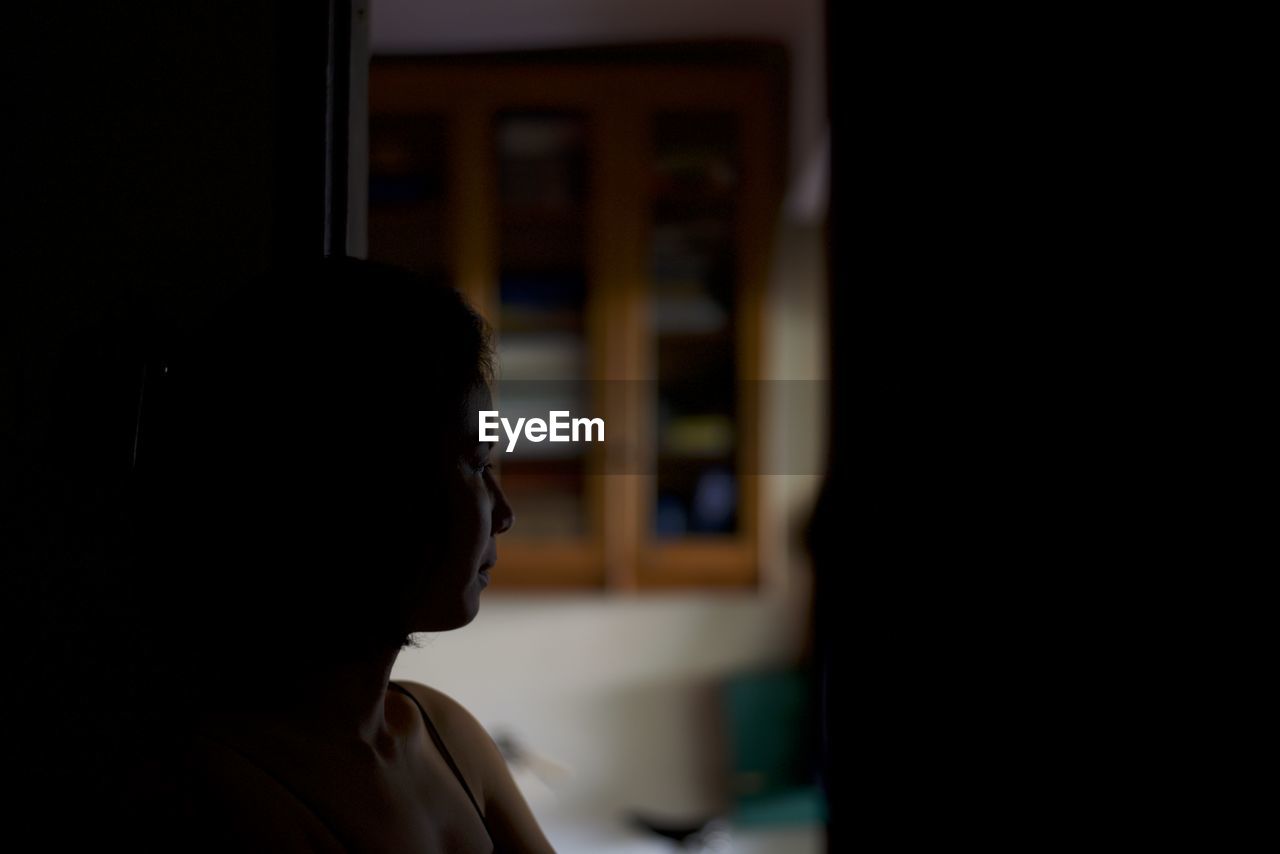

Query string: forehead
461 384 493 434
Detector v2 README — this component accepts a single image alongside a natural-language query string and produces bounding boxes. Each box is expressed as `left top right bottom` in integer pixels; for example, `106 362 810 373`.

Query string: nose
491 479 514 536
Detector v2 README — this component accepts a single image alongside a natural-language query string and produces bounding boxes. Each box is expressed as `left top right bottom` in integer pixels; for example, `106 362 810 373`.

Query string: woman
129 256 553 853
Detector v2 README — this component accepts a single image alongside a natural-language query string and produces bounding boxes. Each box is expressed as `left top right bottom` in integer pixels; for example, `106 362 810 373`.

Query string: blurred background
4 2 831 851
367 3 829 851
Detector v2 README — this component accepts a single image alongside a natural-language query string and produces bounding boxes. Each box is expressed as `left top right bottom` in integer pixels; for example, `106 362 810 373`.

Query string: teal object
733 787 828 827
723 668 828 827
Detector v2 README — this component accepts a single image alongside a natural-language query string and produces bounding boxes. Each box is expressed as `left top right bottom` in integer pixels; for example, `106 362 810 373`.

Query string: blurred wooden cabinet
367 45 787 591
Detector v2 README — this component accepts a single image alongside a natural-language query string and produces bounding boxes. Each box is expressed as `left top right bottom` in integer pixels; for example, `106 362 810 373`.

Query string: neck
197 639 409 755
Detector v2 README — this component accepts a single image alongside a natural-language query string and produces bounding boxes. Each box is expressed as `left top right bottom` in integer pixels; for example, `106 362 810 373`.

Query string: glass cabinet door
649 112 741 539
491 111 596 542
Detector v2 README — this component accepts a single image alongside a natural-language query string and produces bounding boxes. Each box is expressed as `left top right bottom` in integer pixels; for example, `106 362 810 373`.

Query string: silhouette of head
135 256 512 685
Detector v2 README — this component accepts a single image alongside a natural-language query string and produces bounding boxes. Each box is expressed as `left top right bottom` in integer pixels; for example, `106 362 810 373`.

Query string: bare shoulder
392 681 500 795
393 680 556 853
395 680 485 737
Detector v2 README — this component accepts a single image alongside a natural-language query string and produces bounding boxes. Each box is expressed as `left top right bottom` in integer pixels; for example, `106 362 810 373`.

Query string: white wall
375 1 828 842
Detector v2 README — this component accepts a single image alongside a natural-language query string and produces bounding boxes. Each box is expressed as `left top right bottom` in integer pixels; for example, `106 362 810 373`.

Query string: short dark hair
134 256 494 685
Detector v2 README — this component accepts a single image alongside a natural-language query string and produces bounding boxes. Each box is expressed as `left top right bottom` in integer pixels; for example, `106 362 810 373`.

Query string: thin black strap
388 681 490 830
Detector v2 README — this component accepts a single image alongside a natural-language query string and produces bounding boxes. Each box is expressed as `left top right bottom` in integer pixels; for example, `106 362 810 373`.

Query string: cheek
463 490 490 541
442 477 486 546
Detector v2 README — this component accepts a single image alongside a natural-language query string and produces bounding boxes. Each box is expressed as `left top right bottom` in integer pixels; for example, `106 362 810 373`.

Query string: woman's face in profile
412 382 514 631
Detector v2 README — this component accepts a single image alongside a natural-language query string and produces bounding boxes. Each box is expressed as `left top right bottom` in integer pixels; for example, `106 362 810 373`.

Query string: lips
478 551 496 584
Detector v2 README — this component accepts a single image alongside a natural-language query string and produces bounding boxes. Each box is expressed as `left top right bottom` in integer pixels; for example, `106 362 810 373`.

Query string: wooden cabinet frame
369 45 787 591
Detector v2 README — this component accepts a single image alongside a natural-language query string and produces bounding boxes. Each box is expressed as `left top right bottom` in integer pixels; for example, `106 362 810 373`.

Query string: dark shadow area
3 3 335 847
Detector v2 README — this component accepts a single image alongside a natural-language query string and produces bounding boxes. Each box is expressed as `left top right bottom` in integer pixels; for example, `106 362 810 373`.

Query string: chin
421 598 480 632
455 599 481 628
